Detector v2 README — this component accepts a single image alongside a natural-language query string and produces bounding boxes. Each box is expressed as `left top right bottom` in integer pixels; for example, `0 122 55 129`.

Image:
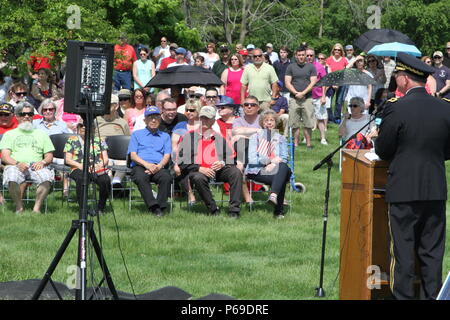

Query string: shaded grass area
0 124 449 300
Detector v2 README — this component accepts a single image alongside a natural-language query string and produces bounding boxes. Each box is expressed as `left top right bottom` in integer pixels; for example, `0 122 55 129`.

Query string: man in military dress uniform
375 52 450 300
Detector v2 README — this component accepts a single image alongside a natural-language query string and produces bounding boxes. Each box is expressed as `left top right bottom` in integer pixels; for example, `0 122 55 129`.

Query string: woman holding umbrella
345 56 372 112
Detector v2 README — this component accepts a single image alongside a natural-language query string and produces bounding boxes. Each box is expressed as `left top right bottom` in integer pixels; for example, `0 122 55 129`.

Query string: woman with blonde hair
245 110 291 218
326 43 349 123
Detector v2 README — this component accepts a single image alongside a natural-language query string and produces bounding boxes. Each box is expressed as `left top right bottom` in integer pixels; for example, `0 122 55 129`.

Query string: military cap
394 52 435 77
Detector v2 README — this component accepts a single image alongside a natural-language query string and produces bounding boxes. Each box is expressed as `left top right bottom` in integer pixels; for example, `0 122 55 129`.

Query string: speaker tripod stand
32 112 119 300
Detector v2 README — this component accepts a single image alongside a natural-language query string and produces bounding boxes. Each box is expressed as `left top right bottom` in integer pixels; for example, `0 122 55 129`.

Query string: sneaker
320 139 328 145
267 193 277 206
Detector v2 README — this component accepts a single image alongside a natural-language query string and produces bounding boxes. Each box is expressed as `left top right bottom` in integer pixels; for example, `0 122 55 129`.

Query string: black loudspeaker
64 40 114 115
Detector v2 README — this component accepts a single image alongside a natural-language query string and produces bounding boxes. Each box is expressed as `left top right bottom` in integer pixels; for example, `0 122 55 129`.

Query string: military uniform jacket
375 87 450 203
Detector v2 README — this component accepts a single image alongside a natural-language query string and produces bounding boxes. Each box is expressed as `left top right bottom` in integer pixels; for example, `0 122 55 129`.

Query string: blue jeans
113 70 132 91
330 85 348 121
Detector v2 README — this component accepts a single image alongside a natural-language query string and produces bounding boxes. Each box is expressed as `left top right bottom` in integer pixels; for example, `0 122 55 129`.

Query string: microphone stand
313 112 379 297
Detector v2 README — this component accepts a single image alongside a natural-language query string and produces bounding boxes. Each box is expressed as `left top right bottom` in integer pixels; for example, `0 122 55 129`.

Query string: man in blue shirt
128 106 172 216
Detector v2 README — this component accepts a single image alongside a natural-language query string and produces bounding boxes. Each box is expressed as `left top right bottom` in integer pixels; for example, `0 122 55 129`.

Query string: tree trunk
239 0 252 44
319 0 324 38
223 0 233 44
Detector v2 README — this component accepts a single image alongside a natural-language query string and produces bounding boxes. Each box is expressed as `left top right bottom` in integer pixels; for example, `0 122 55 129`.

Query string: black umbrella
314 69 377 87
354 28 415 53
145 65 224 88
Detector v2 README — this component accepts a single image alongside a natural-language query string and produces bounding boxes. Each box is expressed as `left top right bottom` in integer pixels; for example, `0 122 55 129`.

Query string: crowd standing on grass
0 34 449 219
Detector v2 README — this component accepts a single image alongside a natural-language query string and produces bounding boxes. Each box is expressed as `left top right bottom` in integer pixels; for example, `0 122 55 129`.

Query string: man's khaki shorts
288 97 315 129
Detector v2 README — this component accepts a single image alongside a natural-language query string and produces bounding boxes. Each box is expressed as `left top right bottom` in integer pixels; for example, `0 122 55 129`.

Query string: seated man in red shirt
177 105 243 218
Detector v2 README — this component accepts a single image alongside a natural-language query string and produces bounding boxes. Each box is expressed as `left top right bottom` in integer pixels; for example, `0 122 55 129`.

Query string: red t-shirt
159 57 177 71
325 56 348 72
114 44 137 71
27 53 55 72
216 118 237 141
0 116 18 134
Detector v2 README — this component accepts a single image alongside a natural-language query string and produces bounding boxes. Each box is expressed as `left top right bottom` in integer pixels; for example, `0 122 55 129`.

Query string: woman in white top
366 55 386 101
133 47 155 92
339 96 375 141
204 43 220 69
345 56 373 111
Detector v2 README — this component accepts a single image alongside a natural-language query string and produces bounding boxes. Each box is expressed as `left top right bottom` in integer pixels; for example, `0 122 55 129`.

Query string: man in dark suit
375 53 450 300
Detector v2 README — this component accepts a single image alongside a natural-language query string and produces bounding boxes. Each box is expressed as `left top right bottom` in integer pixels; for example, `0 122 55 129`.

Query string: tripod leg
88 222 119 300
31 221 79 300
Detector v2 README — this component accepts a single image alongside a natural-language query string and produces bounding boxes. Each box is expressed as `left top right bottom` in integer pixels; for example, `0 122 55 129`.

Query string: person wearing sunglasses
338 96 374 143
325 43 349 124
153 37 171 71
0 102 54 214
0 102 18 134
240 48 279 112
133 47 155 93
32 99 69 135
431 51 450 99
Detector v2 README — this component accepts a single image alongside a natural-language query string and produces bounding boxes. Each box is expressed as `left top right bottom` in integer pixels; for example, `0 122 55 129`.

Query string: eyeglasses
14 92 27 96
18 112 34 117
186 109 197 112
206 95 218 100
243 102 258 107
433 56 443 59
42 108 55 112
253 54 263 58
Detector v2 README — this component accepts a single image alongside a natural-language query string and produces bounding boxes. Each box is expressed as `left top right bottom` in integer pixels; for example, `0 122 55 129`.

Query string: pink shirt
312 61 327 99
326 56 348 72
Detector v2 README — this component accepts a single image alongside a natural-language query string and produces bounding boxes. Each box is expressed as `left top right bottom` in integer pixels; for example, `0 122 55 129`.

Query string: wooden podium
339 150 391 300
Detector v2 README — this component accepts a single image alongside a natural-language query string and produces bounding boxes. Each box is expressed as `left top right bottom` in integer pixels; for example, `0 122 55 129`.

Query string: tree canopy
0 0 448 75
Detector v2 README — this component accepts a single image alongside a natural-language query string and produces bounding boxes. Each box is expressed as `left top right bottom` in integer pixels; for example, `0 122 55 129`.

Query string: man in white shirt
153 37 171 71
265 43 279 64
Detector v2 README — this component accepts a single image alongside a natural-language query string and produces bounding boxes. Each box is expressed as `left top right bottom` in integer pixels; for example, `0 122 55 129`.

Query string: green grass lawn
1 124 449 300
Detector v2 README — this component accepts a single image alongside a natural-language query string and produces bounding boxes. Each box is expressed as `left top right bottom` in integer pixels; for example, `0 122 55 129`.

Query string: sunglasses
318 57 325 60
186 109 197 112
306 54 314 57
0 113 11 117
253 54 263 58
19 112 34 117
140 53 147 56
368 60 376 63
243 102 258 107
119 97 130 101
188 94 202 98
433 56 442 59
14 92 27 96
333 49 342 51
349 104 360 108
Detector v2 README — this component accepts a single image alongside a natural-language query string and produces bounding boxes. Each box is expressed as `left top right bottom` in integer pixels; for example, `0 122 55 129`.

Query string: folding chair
104 135 133 209
49 133 74 204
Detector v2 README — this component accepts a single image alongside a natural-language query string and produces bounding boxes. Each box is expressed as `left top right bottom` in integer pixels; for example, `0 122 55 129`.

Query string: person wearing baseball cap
167 48 189 68
127 105 172 217
265 43 279 64
176 105 243 218
431 51 450 99
375 52 450 300
0 102 18 134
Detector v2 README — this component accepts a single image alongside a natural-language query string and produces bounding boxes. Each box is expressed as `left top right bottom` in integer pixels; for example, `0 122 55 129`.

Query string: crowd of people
0 36 449 219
